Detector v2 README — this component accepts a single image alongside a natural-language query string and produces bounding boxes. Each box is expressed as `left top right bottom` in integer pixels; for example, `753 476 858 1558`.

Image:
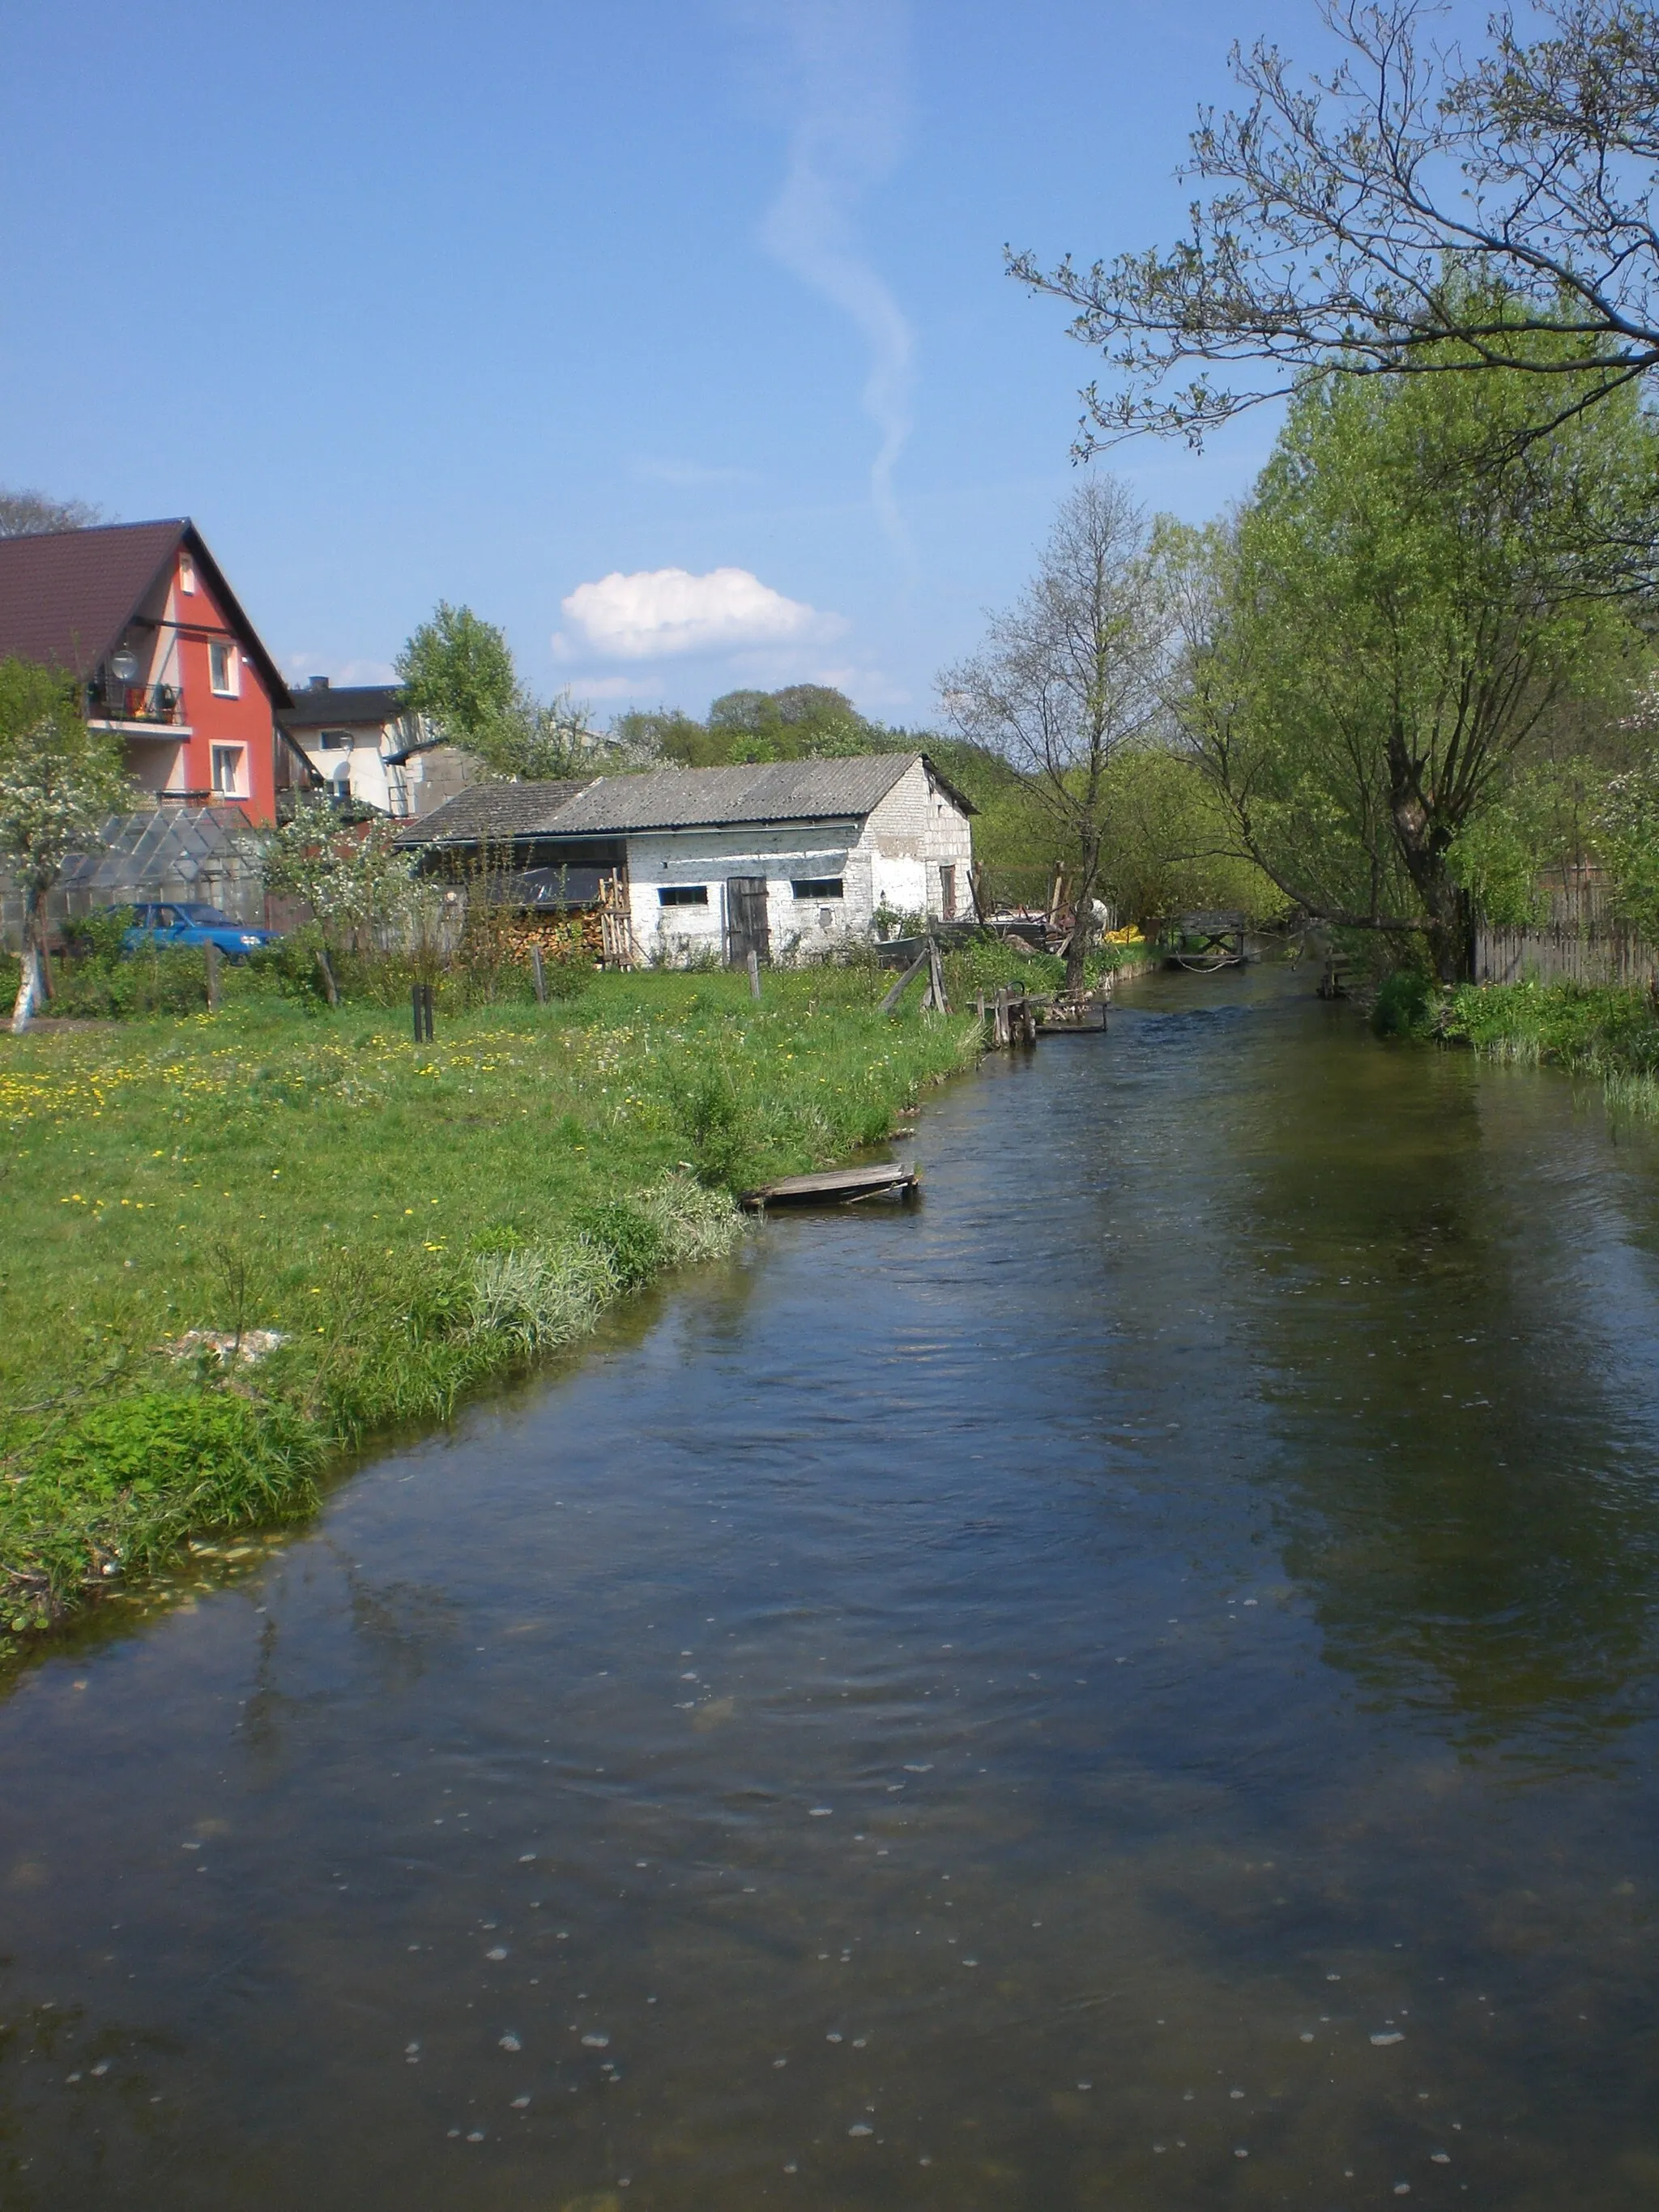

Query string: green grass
1 967 980 1638
1444 978 1659 1108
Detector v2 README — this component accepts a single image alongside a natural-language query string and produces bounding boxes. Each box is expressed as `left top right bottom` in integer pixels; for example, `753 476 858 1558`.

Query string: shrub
1371 969 1436 1038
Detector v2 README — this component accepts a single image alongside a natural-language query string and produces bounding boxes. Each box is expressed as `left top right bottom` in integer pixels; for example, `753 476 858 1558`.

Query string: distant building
0 518 291 823
398 752 976 964
277 677 476 820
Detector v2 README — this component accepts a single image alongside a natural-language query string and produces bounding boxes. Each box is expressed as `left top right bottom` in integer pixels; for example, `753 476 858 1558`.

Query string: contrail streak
740 1 915 556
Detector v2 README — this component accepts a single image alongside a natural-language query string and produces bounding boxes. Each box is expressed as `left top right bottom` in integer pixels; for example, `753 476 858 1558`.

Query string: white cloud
555 566 842 663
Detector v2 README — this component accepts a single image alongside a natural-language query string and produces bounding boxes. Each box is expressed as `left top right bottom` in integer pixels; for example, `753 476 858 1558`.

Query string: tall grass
1444 978 1659 1115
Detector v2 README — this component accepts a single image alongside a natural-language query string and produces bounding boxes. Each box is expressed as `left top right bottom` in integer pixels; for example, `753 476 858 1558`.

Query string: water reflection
2 964 1658 2209
1213 983 1659 1753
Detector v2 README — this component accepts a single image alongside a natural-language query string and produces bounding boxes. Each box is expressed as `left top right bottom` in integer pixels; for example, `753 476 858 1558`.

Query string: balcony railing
86 682 186 727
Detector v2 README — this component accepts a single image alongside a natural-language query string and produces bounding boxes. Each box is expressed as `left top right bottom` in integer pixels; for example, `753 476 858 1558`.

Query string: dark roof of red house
0 518 291 705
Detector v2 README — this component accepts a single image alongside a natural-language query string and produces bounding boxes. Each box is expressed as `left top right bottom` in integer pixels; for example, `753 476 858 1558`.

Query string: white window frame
209 640 240 697
178 552 196 595
211 744 245 797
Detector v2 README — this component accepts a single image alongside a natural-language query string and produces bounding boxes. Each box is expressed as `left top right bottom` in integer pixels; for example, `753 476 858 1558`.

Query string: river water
4 963 1659 2210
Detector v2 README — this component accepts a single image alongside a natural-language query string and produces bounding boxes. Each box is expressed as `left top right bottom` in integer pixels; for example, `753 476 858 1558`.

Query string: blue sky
1 0 1427 724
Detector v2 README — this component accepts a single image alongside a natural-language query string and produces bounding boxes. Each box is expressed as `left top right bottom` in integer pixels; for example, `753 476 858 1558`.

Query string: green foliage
396 602 518 745
1371 970 1437 1038
60 906 132 963
5 1389 319 1630
679 1068 749 1186
1444 980 1659 1096
570 1196 667 1289
0 656 129 923
1595 757 1659 939
258 796 418 948
614 685 888 767
1178 329 1659 974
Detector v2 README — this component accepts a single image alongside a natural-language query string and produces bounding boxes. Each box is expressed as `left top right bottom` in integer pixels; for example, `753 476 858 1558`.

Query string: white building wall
289 718 466 820
625 821 864 965
621 761 975 966
860 759 976 926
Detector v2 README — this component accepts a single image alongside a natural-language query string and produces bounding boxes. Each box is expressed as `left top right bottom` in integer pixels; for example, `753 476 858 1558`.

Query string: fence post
747 948 761 1002
530 945 547 1005
204 940 220 1013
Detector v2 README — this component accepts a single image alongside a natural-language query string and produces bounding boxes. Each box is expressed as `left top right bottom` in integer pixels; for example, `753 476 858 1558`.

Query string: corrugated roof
394 778 596 846
0 518 291 705
279 684 407 729
548 752 931 833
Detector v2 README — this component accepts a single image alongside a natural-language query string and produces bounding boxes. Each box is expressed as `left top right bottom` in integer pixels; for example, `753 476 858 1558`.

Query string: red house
0 518 292 825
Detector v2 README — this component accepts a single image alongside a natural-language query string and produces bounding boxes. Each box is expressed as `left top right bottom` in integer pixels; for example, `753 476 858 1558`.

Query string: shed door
725 876 770 965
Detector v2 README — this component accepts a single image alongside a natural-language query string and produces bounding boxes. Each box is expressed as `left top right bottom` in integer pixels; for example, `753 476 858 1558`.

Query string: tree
1170 352 1657 976
1011 0 1659 453
707 684 881 761
259 795 418 952
1 660 128 1032
396 603 603 781
941 478 1171 991
0 487 100 537
397 603 518 741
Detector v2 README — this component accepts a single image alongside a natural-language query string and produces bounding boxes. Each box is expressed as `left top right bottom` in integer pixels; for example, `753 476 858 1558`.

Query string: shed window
791 878 843 899
658 884 709 906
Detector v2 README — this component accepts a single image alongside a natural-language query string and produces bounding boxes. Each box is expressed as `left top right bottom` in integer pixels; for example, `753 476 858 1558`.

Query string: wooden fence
1476 921 1659 988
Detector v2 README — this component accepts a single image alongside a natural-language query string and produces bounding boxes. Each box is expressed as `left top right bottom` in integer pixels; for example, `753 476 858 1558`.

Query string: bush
679 1068 752 1187
1371 969 1437 1038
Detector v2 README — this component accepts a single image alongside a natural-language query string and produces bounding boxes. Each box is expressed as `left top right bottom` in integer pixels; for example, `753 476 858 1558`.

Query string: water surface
4 964 1659 2210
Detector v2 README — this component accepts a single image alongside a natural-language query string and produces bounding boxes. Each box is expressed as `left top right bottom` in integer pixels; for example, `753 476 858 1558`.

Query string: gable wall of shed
861 759 975 923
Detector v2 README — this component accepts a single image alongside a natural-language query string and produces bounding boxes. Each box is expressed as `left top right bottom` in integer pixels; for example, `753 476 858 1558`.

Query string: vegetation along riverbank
1372 970 1659 1116
0 964 984 1642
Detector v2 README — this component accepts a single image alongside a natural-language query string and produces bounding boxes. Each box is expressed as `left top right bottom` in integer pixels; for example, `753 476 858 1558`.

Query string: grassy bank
1444 977 1659 1113
1 966 981 1639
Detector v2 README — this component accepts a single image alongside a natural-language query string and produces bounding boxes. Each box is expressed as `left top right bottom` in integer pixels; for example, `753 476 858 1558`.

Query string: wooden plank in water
741 1162 919 1209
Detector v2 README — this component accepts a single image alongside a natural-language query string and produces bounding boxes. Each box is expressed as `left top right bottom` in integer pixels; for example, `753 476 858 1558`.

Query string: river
3 961 1659 2210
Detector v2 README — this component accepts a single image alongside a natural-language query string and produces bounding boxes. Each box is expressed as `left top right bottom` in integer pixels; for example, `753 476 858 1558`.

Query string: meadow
1 965 983 1639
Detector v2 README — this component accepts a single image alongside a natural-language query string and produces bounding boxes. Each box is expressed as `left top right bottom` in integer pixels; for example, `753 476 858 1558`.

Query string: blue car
114 902 280 959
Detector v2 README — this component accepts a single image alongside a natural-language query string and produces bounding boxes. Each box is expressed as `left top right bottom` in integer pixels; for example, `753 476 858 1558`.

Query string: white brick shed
551 753 975 965
402 753 976 966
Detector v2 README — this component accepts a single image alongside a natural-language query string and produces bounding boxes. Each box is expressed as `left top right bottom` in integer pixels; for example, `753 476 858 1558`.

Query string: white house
278 679 476 820
398 753 976 964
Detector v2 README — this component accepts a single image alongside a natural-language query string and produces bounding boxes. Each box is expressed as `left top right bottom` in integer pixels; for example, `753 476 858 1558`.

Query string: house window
791 878 843 899
179 553 196 595
209 640 239 696
939 863 957 921
318 730 350 751
211 744 245 796
658 884 709 906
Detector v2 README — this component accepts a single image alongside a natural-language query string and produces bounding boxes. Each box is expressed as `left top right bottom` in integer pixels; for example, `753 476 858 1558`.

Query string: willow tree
1170 343 1658 978
942 478 1170 991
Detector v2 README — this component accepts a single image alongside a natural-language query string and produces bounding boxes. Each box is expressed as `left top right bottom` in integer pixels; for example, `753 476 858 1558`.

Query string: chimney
308 675 331 689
